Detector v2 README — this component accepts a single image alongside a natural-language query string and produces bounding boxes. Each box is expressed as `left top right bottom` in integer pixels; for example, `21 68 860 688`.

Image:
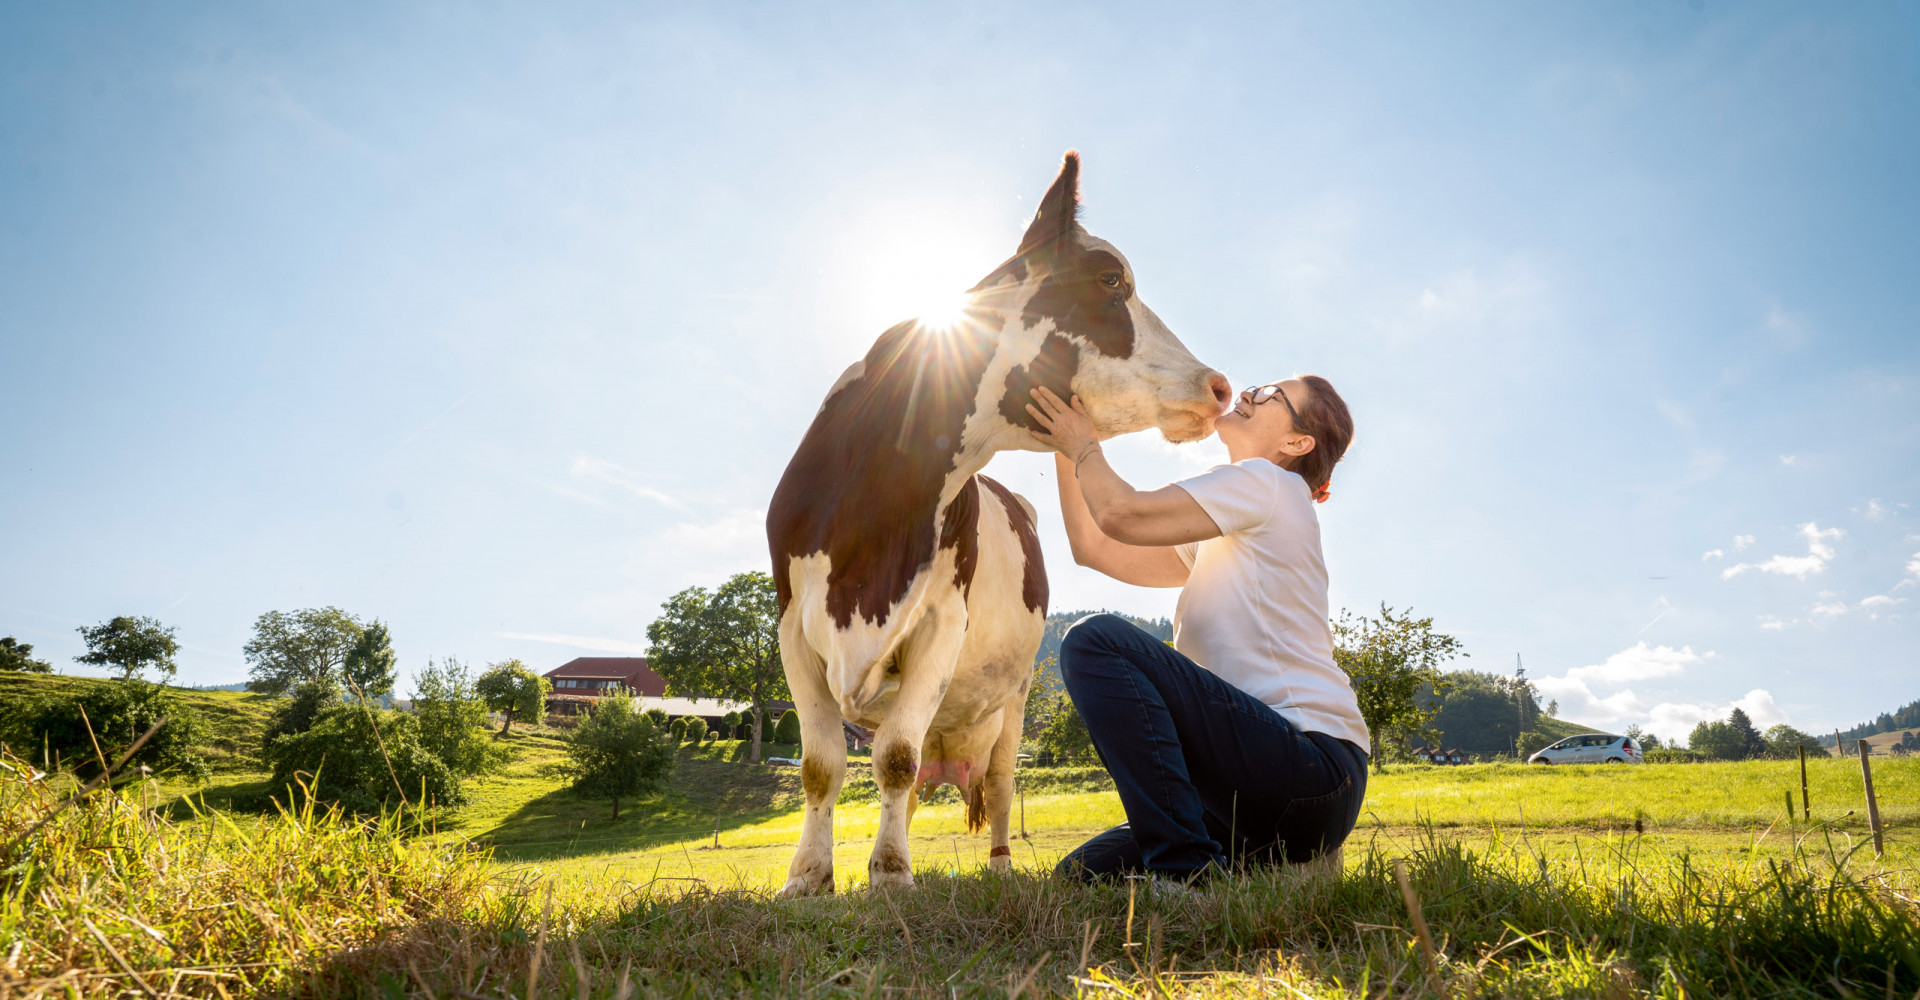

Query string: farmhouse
539 656 787 730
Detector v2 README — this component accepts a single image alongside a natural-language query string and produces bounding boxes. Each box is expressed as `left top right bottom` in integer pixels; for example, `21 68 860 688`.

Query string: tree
262 677 343 748
475 660 550 733
1624 724 1663 751
1424 670 1536 753
559 694 676 819
342 621 397 701
75 616 180 682
1763 724 1824 758
646 571 790 764
0 637 52 673
1727 707 1768 759
1687 719 1745 760
1516 730 1553 758
243 608 365 695
1035 694 1095 765
264 705 460 811
411 657 508 778
1332 604 1465 770
1546 699 1559 718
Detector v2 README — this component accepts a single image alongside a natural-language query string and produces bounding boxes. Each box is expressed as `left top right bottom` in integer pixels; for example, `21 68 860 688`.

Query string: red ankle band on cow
990 845 1013 858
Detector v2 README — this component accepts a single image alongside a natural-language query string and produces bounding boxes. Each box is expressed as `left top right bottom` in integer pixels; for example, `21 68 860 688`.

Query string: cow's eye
1100 272 1122 288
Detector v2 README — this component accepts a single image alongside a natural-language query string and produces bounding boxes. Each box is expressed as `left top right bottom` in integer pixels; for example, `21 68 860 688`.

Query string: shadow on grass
478 756 815 863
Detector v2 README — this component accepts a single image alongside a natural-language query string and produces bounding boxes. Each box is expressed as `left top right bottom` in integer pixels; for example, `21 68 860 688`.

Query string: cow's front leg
778 633 843 898
868 630 962 889
979 699 1023 874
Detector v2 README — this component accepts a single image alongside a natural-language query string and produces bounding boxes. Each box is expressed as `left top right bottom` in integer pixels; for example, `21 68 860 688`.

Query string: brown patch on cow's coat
939 477 980 597
801 756 832 803
1022 248 1135 360
877 741 917 793
980 475 1047 614
965 779 987 833
998 334 1081 432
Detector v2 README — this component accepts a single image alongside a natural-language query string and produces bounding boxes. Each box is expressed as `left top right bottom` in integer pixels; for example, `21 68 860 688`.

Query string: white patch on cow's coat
819 359 867 412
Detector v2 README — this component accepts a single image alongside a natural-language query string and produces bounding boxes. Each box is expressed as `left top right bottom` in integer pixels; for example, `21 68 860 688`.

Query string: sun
830 199 1009 337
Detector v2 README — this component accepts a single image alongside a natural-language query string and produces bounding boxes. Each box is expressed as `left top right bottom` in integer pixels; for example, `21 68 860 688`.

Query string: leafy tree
1035 694 1095 765
1687 719 1746 760
774 708 802 745
75 616 180 682
262 677 343 749
475 659 551 733
1332 604 1466 770
1546 699 1559 717
410 657 508 778
1624 724 1663 751
1763 724 1824 758
646 571 790 764
558 694 676 819
264 705 460 811
243 608 365 695
1516 730 1552 758
0 636 53 673
1424 670 1535 753
342 621 397 701
1 680 207 780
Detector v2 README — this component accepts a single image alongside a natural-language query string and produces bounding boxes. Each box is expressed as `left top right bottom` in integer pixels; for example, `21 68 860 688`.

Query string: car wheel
1604 757 1625 764
1533 758 1551 764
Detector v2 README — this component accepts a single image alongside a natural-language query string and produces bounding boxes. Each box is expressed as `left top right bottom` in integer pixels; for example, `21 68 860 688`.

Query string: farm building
539 656 792 730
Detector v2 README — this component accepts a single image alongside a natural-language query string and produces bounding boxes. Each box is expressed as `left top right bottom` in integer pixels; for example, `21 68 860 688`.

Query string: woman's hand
1026 386 1101 464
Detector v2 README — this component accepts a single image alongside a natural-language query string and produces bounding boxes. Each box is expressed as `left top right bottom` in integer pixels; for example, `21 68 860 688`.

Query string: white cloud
1860 498 1892 521
1861 594 1907 622
497 631 649 654
1643 689 1787 743
1809 601 1848 622
1733 535 1755 551
1779 455 1796 466
1701 549 1724 561
1758 615 1788 630
1532 643 1709 730
1722 522 1842 580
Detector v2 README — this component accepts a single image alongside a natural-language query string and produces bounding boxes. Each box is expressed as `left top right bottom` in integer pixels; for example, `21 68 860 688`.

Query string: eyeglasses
1245 383 1301 425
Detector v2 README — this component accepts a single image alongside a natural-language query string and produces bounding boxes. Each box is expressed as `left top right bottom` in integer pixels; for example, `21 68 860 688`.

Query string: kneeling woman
1025 377 1367 883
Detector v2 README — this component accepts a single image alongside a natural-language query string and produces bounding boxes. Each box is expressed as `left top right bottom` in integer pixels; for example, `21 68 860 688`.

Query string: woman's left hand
1026 386 1101 460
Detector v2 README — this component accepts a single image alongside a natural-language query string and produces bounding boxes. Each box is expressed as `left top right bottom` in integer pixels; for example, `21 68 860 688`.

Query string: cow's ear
1017 151 1081 258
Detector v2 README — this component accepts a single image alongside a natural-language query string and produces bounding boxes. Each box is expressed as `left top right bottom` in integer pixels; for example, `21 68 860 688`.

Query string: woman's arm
1053 453 1199 587
1029 387 1223 587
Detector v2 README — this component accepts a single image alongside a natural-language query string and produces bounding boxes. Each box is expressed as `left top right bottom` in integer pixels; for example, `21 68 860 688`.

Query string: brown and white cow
767 153 1230 894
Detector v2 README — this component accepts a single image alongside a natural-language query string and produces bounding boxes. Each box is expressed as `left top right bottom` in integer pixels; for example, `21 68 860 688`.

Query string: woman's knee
1058 613 1133 683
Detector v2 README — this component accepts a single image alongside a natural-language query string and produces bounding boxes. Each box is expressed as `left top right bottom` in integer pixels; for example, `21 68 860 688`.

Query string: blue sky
2 2 1915 741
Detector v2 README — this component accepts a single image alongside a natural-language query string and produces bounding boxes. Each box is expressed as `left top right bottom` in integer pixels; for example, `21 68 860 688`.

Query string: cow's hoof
867 870 914 891
989 854 1013 875
778 875 833 898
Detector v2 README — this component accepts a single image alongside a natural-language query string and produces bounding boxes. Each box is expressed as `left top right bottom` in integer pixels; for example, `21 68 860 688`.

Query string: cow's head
976 152 1231 445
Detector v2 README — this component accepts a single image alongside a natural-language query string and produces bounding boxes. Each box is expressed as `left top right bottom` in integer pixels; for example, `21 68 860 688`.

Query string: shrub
264 705 461 811
0 680 208 781
723 710 741 732
1646 748 1705 764
558 694 676 819
669 717 688 743
262 677 342 750
736 722 751 740
410 657 508 779
760 712 777 744
645 707 669 728
684 717 707 744
1035 695 1093 765
774 709 802 745
1516 730 1552 757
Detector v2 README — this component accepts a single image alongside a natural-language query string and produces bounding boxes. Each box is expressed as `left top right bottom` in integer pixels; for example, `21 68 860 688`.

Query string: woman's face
1215 378 1315 463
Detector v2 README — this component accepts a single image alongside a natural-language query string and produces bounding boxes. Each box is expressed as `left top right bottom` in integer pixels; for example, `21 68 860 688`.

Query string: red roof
542 657 666 696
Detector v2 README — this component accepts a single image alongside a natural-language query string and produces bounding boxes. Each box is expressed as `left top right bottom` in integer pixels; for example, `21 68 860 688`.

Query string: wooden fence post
1798 744 1810 821
1858 740 1884 857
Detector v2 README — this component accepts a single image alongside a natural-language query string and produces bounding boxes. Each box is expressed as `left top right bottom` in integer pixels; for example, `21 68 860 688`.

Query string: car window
1585 735 1608 747
1623 738 1638 751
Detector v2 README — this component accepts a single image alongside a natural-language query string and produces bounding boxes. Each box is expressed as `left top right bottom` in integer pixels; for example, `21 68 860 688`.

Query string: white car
1528 733 1642 765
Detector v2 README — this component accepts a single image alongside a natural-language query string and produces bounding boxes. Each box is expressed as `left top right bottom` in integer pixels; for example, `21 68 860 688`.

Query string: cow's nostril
1207 373 1232 411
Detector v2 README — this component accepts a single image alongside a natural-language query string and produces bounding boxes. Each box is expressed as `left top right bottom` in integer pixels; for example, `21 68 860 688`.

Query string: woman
1024 377 1367 883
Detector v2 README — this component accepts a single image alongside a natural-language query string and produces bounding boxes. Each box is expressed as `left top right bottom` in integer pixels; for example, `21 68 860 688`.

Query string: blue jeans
1053 614 1369 882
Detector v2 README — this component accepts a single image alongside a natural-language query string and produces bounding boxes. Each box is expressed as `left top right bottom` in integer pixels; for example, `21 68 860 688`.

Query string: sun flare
830 199 1010 338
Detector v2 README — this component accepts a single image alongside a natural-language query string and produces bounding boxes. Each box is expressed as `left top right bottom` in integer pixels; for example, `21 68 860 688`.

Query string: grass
12 713 1920 996
5 748 1916 998
0 672 282 773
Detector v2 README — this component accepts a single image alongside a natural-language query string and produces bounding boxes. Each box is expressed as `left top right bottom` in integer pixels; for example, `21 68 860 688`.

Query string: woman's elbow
1093 508 1142 544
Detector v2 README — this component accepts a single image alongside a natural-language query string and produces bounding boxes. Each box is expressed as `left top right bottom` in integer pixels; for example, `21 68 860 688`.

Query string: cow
767 152 1230 894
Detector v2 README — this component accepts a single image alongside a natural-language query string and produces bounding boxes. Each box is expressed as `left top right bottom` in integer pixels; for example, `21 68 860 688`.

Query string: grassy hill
0 670 281 771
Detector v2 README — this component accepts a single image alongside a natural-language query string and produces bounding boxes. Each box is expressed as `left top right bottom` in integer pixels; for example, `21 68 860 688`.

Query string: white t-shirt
1173 458 1371 754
